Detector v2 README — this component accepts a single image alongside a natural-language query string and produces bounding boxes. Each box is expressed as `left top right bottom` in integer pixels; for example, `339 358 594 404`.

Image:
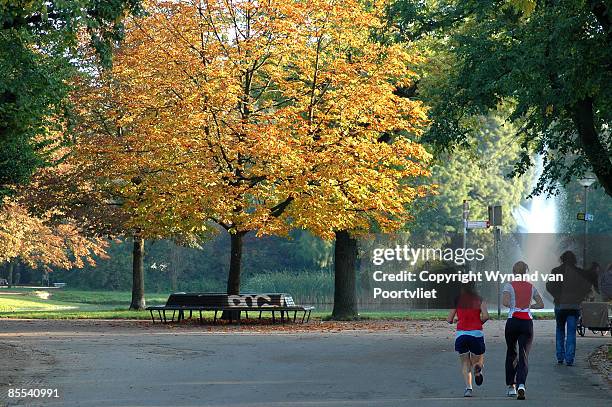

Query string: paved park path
0 319 609 407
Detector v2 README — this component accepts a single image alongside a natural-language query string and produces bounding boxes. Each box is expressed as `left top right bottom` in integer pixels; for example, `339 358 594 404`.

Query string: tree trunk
572 98 612 198
170 244 179 292
331 230 359 320
129 235 146 310
13 262 21 286
222 231 246 320
7 260 14 288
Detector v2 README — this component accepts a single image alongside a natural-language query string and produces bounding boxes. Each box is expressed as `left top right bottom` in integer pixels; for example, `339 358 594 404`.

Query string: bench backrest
166 293 296 308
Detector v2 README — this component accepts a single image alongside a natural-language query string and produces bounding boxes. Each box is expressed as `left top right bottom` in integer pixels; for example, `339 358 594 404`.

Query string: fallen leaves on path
589 343 612 386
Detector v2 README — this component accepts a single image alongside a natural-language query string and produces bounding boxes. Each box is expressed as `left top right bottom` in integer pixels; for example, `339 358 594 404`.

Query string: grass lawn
48 289 168 306
0 288 163 316
0 287 556 320
0 296 82 312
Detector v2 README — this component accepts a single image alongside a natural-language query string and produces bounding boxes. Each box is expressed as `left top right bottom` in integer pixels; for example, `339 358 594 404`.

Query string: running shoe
474 364 484 386
507 385 517 397
464 388 473 397
517 384 526 400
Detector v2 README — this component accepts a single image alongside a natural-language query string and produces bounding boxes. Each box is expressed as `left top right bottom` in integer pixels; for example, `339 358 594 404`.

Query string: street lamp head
578 175 596 188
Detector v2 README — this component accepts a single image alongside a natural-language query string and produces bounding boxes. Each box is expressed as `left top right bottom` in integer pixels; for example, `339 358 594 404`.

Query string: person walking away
503 261 544 400
546 251 593 366
447 282 490 398
599 264 612 302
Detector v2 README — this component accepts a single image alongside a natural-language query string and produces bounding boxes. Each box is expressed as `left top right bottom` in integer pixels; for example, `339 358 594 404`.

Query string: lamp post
578 176 596 268
462 200 469 252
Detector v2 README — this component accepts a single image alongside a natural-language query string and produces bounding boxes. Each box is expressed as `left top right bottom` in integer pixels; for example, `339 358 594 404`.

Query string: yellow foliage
73 0 433 239
0 199 108 270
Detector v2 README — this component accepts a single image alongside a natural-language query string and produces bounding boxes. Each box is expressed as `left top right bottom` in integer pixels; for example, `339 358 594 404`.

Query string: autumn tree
274 0 431 319
0 198 108 286
42 103 198 309
23 150 153 307
73 0 306 309
74 0 431 319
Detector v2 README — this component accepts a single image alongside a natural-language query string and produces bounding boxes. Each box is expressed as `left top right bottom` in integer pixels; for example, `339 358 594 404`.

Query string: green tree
558 183 612 233
409 115 531 243
0 0 142 196
388 0 612 198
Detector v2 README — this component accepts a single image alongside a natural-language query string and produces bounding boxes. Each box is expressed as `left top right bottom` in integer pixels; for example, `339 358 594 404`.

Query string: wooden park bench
146 293 314 324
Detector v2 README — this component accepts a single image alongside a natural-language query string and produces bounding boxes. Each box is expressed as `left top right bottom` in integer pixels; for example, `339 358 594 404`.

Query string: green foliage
407 114 531 243
389 0 612 198
43 230 332 292
243 270 334 302
0 0 142 195
0 29 70 195
558 183 612 233
1 1 142 64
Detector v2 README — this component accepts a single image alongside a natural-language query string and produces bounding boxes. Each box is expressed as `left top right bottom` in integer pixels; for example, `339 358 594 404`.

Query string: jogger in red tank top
448 283 489 397
502 261 545 400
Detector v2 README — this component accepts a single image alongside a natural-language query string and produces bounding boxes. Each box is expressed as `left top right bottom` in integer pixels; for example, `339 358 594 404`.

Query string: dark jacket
546 264 592 309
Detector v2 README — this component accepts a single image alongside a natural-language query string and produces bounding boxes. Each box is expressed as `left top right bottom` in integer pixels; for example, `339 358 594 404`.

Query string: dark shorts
455 335 486 355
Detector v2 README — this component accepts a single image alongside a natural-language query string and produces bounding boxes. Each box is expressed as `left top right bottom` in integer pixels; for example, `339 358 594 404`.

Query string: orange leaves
270 0 432 237
0 200 109 270
72 0 433 240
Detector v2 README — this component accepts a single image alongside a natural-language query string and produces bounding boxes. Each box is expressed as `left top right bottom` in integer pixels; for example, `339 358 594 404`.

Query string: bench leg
293 311 297 323
213 310 218 324
259 311 262 320
245 310 248 319
301 311 306 323
189 310 193 319
162 310 167 323
307 310 312 322
199 310 203 324
272 310 275 324
158 310 162 322
281 311 285 324
172 310 176 322
149 310 155 323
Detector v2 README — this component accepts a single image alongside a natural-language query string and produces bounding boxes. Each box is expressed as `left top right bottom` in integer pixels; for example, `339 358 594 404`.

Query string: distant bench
146 293 314 324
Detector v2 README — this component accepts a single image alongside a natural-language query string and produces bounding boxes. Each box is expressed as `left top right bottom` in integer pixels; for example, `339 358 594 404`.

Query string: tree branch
269 196 294 218
571 97 612 197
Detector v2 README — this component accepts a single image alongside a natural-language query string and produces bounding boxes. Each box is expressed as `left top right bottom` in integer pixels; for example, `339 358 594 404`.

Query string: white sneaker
507 385 517 397
517 384 526 400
